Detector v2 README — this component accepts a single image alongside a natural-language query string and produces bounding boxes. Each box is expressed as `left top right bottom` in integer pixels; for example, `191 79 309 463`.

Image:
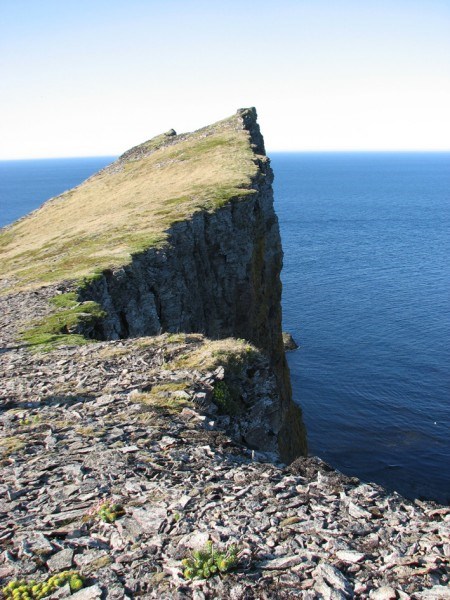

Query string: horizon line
1 149 450 161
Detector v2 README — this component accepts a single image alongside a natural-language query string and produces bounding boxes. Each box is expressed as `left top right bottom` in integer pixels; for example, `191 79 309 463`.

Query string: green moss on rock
21 293 105 351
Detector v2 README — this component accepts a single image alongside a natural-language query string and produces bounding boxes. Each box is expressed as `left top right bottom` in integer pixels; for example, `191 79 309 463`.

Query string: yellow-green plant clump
2 570 84 599
97 501 125 523
182 541 238 580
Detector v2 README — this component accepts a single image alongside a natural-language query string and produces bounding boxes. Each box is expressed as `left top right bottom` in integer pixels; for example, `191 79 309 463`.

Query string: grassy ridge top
0 110 261 294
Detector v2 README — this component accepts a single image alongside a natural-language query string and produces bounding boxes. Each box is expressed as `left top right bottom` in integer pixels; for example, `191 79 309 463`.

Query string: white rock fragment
69 585 102 600
315 563 354 597
186 531 210 549
46 548 74 571
159 436 177 448
131 506 167 534
259 555 303 570
336 550 365 563
120 445 139 453
348 501 372 520
370 586 397 600
414 586 450 599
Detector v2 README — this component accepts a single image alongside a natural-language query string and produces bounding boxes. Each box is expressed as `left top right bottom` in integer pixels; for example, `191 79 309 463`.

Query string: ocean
272 152 450 504
1 153 449 503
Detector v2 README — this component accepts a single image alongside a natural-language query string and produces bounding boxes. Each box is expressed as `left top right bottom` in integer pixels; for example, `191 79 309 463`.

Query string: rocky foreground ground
1 295 449 599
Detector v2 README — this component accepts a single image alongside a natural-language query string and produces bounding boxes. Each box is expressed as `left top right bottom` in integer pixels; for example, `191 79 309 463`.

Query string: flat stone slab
47 549 74 571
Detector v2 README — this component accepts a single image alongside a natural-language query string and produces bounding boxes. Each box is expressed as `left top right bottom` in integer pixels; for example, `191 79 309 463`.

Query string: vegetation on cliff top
0 111 261 294
20 292 105 351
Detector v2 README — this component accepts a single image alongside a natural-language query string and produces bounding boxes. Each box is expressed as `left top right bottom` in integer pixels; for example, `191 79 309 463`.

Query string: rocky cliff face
0 107 306 462
79 108 306 461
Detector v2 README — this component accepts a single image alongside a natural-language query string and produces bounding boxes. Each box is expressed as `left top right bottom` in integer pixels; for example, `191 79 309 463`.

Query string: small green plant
182 541 238 580
212 381 241 416
97 501 125 523
18 415 40 427
2 570 84 599
21 295 105 351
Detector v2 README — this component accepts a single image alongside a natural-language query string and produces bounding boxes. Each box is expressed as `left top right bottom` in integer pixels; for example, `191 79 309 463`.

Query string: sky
1 0 449 158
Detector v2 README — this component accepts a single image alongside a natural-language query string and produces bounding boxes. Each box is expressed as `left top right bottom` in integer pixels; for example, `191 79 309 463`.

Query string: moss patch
0 436 25 458
20 293 105 351
212 381 243 416
131 387 190 415
75 426 105 438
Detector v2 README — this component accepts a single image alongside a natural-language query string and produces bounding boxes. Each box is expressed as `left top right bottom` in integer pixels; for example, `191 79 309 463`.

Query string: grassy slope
0 112 258 294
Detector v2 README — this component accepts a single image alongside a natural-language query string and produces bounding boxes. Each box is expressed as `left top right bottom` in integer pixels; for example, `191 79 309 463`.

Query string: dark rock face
80 109 307 462
86 177 279 348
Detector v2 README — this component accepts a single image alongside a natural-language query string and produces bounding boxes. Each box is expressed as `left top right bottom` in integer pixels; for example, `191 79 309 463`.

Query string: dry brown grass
166 337 257 371
0 435 25 458
0 113 259 294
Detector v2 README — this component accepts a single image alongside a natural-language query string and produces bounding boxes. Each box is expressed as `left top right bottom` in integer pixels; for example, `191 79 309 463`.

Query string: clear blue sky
1 0 449 158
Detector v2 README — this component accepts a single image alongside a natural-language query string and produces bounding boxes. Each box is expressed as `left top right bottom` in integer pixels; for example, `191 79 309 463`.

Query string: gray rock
47 549 74 571
336 550 365 564
414 587 450 599
1 293 449 599
370 587 397 600
185 531 210 550
315 563 354 597
282 332 299 351
131 506 167 534
259 555 303 569
19 532 54 556
70 585 102 600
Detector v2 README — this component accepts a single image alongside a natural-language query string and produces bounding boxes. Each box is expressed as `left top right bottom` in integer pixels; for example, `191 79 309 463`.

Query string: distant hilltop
0 108 266 293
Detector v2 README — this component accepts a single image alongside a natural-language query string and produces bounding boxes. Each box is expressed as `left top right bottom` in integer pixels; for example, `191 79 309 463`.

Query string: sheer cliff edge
0 107 307 462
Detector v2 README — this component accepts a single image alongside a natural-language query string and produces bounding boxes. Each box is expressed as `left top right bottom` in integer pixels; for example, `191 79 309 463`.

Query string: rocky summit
0 109 449 599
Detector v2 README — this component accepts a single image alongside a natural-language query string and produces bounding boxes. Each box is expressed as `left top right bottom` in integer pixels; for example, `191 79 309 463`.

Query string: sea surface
272 152 450 504
1 153 449 503
0 158 114 226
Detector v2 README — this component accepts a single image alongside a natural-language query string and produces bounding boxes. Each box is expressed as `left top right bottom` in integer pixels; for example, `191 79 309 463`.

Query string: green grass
130 385 190 415
50 292 79 308
212 381 243 416
166 337 259 371
20 293 105 351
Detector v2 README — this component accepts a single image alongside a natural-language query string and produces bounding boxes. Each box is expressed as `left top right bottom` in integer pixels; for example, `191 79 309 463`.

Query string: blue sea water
0 158 114 227
0 153 449 503
272 152 450 504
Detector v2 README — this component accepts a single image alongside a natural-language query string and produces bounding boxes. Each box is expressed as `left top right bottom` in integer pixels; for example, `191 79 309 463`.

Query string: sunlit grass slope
0 111 259 294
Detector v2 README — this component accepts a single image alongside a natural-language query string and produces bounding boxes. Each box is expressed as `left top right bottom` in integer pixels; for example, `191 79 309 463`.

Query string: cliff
0 110 448 599
0 108 306 462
